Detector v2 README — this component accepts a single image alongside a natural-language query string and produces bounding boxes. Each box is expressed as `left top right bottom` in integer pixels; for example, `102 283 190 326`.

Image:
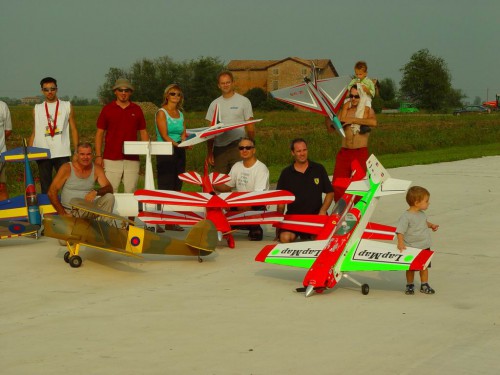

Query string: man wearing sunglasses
95 78 149 195
205 71 254 174
29 77 79 193
215 137 269 241
327 86 377 202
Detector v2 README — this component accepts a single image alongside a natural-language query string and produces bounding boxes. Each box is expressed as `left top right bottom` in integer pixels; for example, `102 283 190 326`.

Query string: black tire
69 256 82 268
361 284 370 295
64 251 70 263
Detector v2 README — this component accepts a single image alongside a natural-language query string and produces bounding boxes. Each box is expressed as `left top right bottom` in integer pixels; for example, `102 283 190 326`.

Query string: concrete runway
1 156 499 374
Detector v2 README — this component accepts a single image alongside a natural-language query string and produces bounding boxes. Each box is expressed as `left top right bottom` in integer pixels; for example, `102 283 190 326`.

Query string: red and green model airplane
255 155 434 297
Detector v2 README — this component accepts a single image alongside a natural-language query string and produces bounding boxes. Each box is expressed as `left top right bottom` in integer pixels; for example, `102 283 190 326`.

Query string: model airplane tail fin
185 219 218 254
210 104 220 126
1 144 50 162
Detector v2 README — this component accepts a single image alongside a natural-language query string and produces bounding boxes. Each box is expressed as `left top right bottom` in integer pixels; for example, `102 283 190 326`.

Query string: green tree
97 67 128 104
244 87 267 109
97 56 225 109
400 49 456 111
183 57 225 111
378 78 397 102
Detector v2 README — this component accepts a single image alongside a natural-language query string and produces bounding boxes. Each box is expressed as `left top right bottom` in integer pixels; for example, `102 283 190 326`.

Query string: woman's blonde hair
162 83 184 111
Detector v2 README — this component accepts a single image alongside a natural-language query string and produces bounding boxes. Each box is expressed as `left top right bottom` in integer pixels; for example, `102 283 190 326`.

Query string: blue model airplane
0 139 54 226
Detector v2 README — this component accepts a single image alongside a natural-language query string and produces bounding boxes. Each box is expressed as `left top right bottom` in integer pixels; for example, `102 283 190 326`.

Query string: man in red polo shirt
95 78 149 194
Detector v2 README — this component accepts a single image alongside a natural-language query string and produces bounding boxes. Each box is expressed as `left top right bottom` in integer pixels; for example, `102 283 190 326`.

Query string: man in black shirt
276 138 334 243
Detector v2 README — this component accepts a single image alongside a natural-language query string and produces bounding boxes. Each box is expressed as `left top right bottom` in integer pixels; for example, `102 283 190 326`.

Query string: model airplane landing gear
64 242 83 268
343 273 369 295
225 234 235 249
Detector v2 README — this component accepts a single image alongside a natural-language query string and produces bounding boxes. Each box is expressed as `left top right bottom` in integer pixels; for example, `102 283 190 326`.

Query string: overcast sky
1 0 498 103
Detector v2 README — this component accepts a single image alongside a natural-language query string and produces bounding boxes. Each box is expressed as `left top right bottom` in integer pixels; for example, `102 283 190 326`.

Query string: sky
1 0 499 103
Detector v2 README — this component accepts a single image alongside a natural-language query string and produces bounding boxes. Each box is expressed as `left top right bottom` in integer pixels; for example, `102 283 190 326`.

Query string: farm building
227 57 340 95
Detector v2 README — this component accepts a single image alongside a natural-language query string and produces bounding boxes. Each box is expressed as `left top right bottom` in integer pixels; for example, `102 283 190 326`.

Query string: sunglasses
116 88 132 93
42 87 57 92
349 94 360 99
168 92 182 97
238 146 254 151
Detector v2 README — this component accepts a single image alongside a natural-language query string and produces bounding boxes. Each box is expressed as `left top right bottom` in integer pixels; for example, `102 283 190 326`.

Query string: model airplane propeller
255 155 434 297
134 161 295 248
178 104 262 148
270 62 350 137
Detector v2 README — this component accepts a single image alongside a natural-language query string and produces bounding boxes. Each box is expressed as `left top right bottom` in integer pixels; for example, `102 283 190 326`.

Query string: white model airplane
270 62 350 137
178 104 262 148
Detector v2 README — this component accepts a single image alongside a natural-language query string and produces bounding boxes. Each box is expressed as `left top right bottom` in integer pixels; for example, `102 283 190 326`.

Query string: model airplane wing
179 119 262 148
273 214 330 235
0 145 50 162
340 239 434 272
316 77 351 114
137 210 204 226
270 75 350 137
225 210 284 225
362 222 397 240
271 76 350 114
219 190 295 207
135 189 213 207
255 240 329 269
0 220 39 239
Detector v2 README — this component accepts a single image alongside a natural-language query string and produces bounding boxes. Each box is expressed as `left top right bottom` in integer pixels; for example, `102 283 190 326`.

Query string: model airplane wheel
69 255 82 268
63 251 70 263
361 284 370 295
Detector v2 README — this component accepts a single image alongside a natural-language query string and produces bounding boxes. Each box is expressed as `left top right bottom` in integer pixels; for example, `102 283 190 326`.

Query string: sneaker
420 283 435 294
248 226 263 241
405 284 415 295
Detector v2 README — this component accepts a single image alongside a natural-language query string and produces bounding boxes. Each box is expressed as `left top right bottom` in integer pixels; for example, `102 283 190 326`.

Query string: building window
272 80 279 90
272 68 279 75
301 68 307 76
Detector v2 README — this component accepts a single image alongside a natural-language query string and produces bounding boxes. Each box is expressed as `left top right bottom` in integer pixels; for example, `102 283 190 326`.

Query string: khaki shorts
103 159 140 194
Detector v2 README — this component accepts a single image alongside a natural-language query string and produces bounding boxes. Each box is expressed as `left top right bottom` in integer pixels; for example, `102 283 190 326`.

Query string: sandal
405 284 415 295
420 283 435 294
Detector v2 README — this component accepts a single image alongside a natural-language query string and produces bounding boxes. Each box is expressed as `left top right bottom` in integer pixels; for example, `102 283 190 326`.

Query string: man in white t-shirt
205 71 254 174
215 137 268 241
0 101 13 200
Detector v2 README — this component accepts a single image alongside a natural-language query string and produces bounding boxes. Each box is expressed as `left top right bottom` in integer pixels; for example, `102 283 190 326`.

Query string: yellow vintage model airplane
42 198 217 268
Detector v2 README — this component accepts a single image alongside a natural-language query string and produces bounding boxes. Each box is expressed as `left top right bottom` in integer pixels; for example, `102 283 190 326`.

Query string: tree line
99 50 466 113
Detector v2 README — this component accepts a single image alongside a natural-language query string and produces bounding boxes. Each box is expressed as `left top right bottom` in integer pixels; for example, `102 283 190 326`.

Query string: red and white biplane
134 162 294 248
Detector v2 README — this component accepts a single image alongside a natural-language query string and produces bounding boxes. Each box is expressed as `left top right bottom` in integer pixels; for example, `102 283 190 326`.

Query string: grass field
6 105 500 196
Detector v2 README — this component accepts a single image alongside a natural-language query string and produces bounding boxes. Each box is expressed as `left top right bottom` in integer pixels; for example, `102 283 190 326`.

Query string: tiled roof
228 57 333 71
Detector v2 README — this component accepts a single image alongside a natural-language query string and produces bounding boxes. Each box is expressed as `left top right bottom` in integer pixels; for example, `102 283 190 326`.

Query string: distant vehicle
381 102 419 114
453 105 491 116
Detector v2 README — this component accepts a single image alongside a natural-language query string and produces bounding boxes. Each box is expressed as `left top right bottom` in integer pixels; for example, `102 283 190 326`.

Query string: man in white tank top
48 142 114 216
29 77 79 194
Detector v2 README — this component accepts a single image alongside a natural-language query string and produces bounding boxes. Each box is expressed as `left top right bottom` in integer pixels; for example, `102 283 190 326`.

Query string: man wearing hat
95 78 149 194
